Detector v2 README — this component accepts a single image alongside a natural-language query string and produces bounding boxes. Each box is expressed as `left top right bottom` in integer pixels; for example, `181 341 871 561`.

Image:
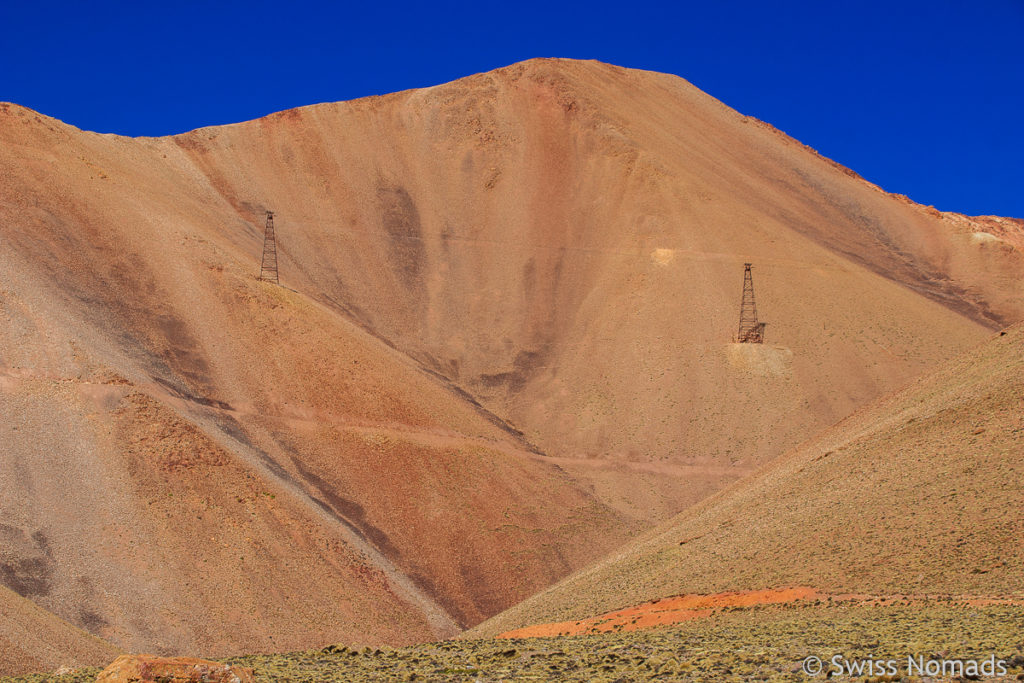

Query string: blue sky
2 1 1022 217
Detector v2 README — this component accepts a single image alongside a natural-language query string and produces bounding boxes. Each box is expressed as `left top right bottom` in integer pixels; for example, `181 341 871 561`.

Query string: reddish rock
94 655 254 683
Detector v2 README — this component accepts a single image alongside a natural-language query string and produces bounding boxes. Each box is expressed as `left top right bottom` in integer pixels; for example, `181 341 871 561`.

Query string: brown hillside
1 58 1022 664
470 324 1024 637
0 209 627 660
0 584 120 676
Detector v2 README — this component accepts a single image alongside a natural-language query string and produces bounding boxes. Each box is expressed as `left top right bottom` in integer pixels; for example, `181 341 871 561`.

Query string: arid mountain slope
470 324 1024 637
0 585 119 676
0 118 629 662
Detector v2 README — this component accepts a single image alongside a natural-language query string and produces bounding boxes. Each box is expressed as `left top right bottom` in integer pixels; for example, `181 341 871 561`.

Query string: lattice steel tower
259 210 279 284
736 263 766 343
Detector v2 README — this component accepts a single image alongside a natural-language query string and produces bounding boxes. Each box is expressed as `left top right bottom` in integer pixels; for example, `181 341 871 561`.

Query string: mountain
1 58 1021 668
165 58 1022 520
470 323 1024 637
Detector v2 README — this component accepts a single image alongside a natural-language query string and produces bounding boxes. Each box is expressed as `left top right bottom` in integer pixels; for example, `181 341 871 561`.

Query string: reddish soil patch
497 587 819 638
497 588 1024 639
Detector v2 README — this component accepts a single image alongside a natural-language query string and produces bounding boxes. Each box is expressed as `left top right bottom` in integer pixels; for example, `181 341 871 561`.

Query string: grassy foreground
5 602 1024 682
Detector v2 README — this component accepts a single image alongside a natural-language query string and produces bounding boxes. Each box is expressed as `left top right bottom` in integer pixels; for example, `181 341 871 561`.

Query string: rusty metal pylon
736 263 765 343
259 210 279 284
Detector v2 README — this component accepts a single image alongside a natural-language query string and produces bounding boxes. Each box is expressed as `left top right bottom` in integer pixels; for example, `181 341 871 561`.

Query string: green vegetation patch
4 603 1023 682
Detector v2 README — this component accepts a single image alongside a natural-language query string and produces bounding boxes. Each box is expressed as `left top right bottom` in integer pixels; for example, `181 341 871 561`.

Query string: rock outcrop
94 655 254 683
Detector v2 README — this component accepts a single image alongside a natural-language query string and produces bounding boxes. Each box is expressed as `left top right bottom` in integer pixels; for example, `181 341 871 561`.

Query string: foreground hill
472 323 1024 636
